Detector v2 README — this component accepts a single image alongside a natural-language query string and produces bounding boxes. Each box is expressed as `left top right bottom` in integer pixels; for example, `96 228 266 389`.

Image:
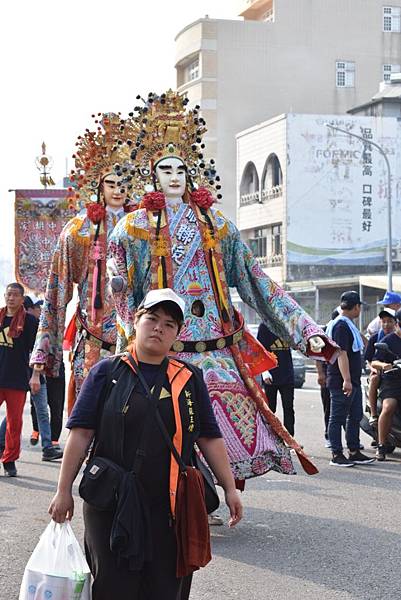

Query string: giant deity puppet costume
108 91 339 481
30 113 138 412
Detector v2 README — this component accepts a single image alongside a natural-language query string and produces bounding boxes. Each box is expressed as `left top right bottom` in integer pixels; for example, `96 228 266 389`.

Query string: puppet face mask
101 172 127 209
155 157 186 201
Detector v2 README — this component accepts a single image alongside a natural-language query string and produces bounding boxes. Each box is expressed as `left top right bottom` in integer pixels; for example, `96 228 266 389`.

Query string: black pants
320 386 331 438
31 375 65 441
83 502 187 600
264 383 295 436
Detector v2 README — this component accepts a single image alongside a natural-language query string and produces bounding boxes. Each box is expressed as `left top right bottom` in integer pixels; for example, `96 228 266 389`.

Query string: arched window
239 161 260 206
261 154 283 199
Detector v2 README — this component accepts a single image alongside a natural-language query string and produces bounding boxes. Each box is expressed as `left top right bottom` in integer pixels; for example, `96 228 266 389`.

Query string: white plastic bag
19 520 91 600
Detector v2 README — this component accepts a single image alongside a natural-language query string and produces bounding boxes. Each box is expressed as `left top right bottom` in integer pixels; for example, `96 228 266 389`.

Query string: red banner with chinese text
14 189 76 294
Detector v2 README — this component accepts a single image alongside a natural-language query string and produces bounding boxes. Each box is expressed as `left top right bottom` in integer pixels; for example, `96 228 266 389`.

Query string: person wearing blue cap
367 291 401 337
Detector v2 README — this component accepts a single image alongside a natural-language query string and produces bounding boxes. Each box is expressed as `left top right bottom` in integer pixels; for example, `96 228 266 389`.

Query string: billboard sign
286 114 401 266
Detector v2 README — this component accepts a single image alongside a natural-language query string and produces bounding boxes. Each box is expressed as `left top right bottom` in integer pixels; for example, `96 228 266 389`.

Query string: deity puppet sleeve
220 218 334 357
108 216 151 351
30 218 89 376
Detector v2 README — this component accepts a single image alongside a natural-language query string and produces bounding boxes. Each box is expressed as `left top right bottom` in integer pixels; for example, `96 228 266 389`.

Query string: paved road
1 372 400 599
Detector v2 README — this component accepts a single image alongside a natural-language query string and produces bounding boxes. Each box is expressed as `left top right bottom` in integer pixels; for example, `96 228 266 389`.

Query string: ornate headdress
116 91 222 200
69 112 138 208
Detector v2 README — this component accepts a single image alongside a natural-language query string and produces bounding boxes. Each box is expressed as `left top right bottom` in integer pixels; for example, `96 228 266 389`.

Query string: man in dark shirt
364 308 396 428
371 308 401 460
0 295 63 462
316 308 340 448
257 323 295 436
326 291 375 467
0 282 38 476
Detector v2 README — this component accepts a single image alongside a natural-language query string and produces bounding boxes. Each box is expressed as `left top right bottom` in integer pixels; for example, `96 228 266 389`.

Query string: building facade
236 111 401 326
175 0 401 222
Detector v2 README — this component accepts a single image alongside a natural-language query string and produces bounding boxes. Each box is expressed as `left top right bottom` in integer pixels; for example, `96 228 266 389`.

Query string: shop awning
359 275 401 292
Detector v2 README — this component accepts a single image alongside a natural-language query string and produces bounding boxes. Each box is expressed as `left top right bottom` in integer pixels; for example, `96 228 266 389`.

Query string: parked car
246 324 306 388
291 349 306 388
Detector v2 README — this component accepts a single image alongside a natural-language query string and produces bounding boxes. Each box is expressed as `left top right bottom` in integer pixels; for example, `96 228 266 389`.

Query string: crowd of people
315 290 401 466
1 91 399 599
255 289 401 467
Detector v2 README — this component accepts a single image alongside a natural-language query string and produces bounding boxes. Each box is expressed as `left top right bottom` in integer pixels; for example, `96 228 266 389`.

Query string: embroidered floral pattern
109 204 332 479
31 209 125 397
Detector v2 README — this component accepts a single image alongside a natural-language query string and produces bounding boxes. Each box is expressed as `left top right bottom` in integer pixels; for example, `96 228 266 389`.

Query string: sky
0 0 241 291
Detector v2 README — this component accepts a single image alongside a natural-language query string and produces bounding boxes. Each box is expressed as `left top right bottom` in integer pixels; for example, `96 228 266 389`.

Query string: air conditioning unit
388 248 401 262
392 248 401 261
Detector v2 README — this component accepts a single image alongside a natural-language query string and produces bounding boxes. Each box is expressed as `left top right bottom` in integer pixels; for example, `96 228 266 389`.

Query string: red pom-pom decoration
190 187 215 210
86 202 106 224
141 191 166 211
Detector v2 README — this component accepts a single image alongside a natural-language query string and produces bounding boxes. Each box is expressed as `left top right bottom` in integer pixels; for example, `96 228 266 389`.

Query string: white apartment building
175 0 401 222
236 108 401 326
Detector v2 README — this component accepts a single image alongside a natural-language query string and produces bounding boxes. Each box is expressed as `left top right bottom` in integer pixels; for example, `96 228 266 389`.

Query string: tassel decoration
210 249 229 322
200 206 230 323
91 238 103 320
157 257 164 289
94 258 103 309
157 256 167 288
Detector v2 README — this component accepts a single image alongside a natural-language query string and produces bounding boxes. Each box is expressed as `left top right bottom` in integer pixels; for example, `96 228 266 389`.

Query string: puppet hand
309 336 325 353
107 258 127 293
110 276 126 293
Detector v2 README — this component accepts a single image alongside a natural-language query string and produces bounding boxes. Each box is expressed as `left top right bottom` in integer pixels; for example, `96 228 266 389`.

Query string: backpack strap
89 355 128 460
124 353 191 517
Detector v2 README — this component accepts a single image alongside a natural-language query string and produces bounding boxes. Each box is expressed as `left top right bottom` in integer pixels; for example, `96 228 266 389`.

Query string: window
383 63 401 81
336 61 355 88
187 58 199 82
240 161 259 197
383 6 401 32
249 228 267 257
262 154 283 189
272 224 282 256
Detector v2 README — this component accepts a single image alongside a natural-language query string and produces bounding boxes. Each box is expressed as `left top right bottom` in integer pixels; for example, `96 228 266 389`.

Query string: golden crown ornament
115 90 223 201
69 112 139 207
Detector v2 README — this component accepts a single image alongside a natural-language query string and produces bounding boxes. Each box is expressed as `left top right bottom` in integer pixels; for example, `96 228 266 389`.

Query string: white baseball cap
378 307 396 319
138 288 185 321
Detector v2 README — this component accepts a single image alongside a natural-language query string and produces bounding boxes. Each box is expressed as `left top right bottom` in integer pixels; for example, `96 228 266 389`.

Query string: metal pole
315 286 319 324
359 280 363 331
326 124 393 292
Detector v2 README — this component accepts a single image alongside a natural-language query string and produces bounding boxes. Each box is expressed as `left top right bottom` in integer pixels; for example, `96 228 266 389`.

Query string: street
1 371 400 600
